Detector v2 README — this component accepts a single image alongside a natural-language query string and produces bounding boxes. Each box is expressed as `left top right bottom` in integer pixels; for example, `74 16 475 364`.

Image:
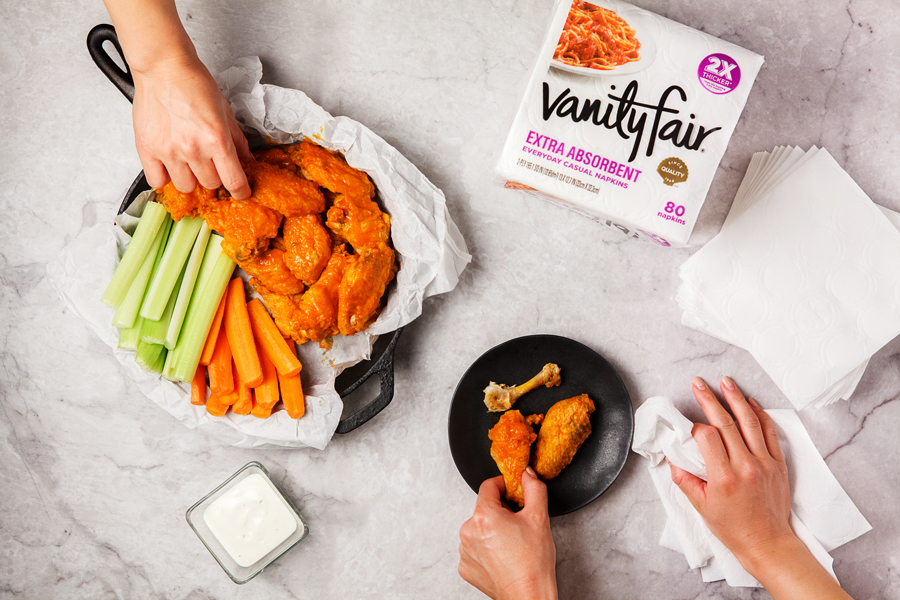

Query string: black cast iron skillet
88 24 401 434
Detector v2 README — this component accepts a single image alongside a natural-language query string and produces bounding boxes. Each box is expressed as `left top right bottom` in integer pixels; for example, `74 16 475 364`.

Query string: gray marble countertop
2 1 899 598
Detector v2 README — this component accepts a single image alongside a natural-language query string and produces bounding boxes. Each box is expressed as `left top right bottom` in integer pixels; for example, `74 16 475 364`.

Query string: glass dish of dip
186 461 309 584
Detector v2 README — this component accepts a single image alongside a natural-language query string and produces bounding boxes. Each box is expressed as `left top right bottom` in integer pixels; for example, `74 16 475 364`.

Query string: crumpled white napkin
633 397 871 587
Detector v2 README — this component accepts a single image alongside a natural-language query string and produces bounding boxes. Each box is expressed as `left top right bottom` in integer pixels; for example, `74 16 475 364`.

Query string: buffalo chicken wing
532 394 595 479
202 198 282 262
156 182 217 221
252 245 352 345
287 140 375 199
488 410 538 508
242 157 325 217
338 243 396 336
235 246 305 296
483 363 562 412
282 214 333 286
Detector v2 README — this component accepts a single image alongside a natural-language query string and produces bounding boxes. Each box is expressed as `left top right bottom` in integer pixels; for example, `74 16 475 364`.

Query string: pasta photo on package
497 0 764 247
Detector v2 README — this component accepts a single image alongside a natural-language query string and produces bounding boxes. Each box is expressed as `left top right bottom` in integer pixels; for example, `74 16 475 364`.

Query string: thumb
521 467 548 514
668 460 706 510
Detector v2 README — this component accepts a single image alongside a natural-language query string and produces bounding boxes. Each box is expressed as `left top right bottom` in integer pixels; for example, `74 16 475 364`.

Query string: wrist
739 533 853 600
498 573 558 600
125 27 199 79
740 533 804 579
104 0 198 75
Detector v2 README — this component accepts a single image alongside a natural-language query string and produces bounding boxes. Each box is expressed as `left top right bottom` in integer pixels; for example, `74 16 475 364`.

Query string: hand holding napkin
633 396 870 588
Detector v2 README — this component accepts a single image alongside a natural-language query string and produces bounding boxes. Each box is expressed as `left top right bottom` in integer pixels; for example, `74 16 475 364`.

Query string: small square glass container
185 461 309 584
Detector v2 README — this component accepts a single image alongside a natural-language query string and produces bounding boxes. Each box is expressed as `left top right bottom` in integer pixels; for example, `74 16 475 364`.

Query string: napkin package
496 0 763 247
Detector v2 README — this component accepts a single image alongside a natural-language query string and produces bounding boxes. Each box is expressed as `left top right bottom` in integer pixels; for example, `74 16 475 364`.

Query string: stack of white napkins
678 147 900 409
633 397 871 588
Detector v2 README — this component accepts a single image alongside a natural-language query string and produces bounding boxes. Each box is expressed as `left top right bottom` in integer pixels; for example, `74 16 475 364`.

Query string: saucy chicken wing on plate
488 410 543 507
533 394 595 480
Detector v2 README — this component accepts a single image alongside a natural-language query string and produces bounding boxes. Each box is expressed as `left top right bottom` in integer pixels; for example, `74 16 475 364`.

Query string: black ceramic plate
448 335 634 517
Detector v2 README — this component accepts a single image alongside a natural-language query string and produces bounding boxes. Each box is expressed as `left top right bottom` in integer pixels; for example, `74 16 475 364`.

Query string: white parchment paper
46 57 470 449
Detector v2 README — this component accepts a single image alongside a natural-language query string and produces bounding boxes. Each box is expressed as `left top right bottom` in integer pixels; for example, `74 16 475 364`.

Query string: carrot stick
199 292 227 366
250 390 273 419
217 361 241 406
191 364 207 405
251 341 280 418
279 372 305 419
206 393 229 417
247 299 302 377
232 370 253 415
208 330 234 394
278 337 305 419
224 278 263 387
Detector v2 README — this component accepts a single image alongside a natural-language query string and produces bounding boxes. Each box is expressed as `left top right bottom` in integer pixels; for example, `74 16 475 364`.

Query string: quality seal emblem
657 157 688 186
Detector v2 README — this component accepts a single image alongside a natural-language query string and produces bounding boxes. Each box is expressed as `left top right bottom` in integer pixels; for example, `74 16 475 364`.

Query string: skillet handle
335 329 402 434
87 24 135 103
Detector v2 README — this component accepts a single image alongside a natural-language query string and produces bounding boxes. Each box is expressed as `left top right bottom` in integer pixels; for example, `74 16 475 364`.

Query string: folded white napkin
633 397 871 587
678 147 900 409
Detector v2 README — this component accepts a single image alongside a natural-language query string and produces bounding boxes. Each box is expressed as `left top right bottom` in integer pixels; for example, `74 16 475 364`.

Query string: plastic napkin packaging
497 0 763 246
633 397 871 588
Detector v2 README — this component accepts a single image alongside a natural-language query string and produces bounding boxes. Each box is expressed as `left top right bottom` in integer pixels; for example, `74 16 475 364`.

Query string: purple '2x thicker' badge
698 53 741 94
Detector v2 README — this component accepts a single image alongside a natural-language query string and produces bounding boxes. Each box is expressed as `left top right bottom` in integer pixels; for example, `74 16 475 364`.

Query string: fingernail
524 466 536 478
722 376 735 390
692 377 707 391
747 397 759 408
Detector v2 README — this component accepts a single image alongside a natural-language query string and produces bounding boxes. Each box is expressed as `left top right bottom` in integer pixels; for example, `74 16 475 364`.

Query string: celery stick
194 234 224 297
118 315 144 351
149 350 167 374
170 240 236 382
141 264 185 345
165 221 211 349
102 201 168 308
111 218 171 329
167 235 228 379
141 215 204 321
161 347 176 381
135 340 167 374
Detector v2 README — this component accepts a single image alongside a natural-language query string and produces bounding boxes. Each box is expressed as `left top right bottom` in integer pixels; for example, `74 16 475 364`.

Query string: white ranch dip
203 473 297 567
